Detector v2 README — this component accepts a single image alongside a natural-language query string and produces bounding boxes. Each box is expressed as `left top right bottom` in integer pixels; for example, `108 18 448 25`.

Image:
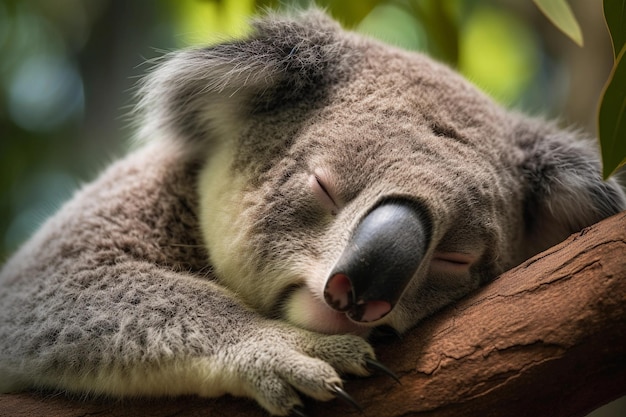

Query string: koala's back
4 142 206 279
0 141 210 387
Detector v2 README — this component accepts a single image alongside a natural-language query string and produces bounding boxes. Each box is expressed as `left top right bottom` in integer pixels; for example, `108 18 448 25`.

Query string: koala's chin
283 286 373 336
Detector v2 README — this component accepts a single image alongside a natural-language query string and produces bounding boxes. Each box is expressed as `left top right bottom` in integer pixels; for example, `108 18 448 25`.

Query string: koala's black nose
324 200 430 322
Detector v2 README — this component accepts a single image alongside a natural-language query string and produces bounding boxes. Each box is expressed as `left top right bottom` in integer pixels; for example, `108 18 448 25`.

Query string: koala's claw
291 405 309 417
330 385 363 412
365 358 401 384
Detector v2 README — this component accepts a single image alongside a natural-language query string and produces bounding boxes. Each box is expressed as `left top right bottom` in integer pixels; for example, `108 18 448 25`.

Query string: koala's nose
324 200 430 323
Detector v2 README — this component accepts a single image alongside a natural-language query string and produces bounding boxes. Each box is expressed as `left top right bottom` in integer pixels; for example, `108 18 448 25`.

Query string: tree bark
1 213 625 417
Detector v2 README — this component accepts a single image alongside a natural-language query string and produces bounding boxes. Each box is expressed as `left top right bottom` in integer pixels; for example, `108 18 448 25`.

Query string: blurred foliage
173 0 255 44
0 0 618 261
598 0 626 178
459 5 539 104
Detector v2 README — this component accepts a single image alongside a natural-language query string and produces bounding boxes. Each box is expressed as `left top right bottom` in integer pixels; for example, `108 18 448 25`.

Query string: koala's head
138 10 625 336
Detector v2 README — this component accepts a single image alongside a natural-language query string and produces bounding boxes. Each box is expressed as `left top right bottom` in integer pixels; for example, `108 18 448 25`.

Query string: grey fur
1 9 624 416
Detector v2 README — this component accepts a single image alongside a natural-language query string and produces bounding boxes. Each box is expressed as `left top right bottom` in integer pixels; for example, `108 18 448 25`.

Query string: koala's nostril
324 273 353 311
324 274 392 322
347 300 392 323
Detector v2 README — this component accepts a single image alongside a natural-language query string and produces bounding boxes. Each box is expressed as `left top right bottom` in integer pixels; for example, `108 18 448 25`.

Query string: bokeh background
0 0 623 415
0 0 614 261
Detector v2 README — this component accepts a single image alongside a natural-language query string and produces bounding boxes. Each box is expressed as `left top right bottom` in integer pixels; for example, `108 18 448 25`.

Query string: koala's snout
324 200 430 323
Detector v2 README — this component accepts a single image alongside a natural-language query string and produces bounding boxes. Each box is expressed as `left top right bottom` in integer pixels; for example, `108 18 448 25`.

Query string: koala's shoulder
3 142 207 282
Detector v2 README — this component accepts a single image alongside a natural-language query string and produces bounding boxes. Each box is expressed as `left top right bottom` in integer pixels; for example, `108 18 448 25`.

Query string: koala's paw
224 326 383 416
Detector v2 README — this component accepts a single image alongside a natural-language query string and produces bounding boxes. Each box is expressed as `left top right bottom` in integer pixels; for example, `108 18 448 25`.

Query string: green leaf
598 45 626 179
603 0 626 58
532 0 583 46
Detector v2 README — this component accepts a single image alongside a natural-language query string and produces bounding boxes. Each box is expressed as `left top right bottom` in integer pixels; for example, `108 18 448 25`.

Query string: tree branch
2 213 625 417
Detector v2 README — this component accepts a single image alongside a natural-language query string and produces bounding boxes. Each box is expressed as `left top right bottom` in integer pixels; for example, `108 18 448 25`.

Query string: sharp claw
291 405 308 417
365 358 401 384
330 385 363 413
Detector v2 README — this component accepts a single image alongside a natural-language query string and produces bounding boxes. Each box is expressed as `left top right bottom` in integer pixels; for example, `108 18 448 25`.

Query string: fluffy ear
134 9 348 153
514 118 626 258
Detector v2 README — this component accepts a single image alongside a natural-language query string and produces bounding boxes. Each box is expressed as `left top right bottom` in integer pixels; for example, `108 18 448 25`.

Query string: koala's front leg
0 260 375 416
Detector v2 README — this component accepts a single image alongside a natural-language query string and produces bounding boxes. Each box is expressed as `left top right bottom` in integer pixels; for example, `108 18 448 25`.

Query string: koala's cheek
284 287 371 337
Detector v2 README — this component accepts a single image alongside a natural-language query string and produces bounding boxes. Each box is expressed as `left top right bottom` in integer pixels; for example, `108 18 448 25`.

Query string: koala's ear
134 9 347 152
514 118 626 258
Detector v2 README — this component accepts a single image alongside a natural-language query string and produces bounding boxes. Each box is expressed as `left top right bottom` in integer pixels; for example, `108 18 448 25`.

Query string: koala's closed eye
431 251 478 273
310 168 339 215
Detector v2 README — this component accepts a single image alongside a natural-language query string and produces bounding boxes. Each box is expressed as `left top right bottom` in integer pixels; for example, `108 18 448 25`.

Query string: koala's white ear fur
515 118 626 258
134 9 347 155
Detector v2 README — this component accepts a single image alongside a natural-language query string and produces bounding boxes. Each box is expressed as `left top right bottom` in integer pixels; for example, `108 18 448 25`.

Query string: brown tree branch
1 213 625 417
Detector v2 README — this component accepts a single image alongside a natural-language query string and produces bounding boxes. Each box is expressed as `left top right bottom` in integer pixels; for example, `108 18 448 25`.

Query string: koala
1 9 624 417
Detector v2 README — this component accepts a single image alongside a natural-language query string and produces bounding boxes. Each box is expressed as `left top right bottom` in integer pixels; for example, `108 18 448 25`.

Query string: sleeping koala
1 9 624 417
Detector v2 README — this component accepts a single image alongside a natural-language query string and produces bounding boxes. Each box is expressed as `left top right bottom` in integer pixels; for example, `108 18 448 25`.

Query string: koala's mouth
282 285 372 337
